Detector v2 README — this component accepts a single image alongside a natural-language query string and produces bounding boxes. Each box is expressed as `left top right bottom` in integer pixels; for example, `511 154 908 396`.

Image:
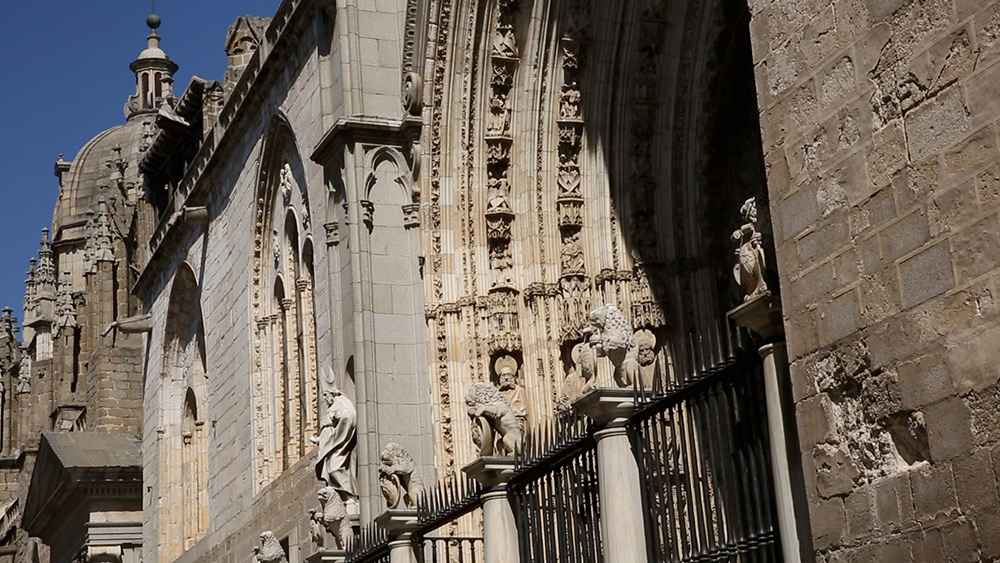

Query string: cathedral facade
1 0 999 561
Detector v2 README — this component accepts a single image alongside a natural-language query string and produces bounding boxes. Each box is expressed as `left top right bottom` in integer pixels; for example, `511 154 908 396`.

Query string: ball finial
146 13 161 30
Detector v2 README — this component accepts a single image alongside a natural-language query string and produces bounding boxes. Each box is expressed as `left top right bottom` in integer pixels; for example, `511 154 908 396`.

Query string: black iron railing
509 414 603 563
345 525 390 563
632 356 778 562
419 536 483 563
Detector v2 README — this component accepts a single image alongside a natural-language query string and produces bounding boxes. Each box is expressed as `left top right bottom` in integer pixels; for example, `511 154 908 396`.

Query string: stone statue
315 485 350 550
279 163 294 202
254 531 288 563
494 355 528 429
588 304 639 388
313 385 358 507
16 369 30 394
557 330 598 412
378 443 424 510
635 329 657 389
466 382 523 456
732 197 769 301
560 231 585 275
308 508 325 547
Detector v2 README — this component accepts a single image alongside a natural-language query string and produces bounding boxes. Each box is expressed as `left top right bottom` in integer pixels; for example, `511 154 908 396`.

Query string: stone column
463 457 519 563
375 510 419 563
728 294 812 563
573 388 648 563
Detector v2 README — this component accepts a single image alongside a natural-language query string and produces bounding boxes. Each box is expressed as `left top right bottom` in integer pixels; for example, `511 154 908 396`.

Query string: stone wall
141 1 421 560
750 0 1000 559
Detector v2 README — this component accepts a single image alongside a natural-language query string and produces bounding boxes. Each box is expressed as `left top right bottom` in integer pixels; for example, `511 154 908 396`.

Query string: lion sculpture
315 485 351 550
465 382 523 456
378 442 424 510
254 531 288 563
588 304 639 388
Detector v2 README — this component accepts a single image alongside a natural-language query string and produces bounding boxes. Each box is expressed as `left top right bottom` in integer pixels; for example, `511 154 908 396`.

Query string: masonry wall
142 0 418 560
750 0 1000 559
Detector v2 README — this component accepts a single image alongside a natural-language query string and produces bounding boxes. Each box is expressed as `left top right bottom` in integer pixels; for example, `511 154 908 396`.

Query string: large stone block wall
750 0 1000 559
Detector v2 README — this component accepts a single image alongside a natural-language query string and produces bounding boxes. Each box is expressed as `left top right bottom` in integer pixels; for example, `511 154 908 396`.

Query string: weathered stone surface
814 442 861 498
951 214 1000 285
904 86 970 162
810 496 846 550
952 448 999 514
909 462 959 525
898 241 954 308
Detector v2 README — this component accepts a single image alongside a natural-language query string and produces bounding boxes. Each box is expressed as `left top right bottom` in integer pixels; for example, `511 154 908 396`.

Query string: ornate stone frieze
484 0 519 291
54 275 77 335
559 275 591 341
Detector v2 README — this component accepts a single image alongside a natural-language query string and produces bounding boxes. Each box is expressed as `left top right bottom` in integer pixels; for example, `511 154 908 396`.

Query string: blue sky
0 1 278 324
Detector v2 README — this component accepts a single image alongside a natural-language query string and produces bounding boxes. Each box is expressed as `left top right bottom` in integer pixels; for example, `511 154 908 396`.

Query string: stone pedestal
304 550 346 563
729 293 811 563
375 510 419 563
572 388 648 563
463 457 519 563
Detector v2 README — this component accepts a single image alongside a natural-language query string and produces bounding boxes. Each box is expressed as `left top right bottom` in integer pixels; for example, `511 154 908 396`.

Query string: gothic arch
159 262 208 560
250 112 319 490
363 146 411 201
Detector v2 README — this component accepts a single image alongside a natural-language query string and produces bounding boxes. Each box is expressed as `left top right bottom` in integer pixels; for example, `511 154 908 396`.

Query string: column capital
572 388 636 426
462 456 516 488
727 293 784 340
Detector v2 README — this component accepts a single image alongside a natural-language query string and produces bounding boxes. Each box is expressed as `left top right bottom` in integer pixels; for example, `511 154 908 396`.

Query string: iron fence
632 356 778 562
346 317 779 563
419 536 483 563
509 413 603 563
344 525 390 563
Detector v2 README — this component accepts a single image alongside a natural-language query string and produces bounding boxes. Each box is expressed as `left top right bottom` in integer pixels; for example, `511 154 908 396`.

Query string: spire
36 229 55 289
23 257 37 319
125 13 178 119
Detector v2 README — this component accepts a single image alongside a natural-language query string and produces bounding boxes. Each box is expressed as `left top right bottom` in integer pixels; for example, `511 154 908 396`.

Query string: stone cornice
311 114 422 163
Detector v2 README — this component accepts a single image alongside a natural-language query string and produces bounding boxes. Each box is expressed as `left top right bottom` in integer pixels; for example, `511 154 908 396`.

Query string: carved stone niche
558 198 584 230
486 287 521 354
486 138 512 165
558 121 583 152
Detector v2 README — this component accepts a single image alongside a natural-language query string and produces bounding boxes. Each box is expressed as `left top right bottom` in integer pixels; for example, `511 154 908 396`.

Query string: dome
52 117 150 242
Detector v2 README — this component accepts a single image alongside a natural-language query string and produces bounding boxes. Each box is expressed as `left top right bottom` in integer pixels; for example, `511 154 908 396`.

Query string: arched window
250 118 318 490
181 388 207 550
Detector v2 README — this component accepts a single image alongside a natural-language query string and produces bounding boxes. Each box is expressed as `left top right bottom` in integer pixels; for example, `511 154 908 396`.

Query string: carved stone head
740 197 757 224
494 355 518 390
